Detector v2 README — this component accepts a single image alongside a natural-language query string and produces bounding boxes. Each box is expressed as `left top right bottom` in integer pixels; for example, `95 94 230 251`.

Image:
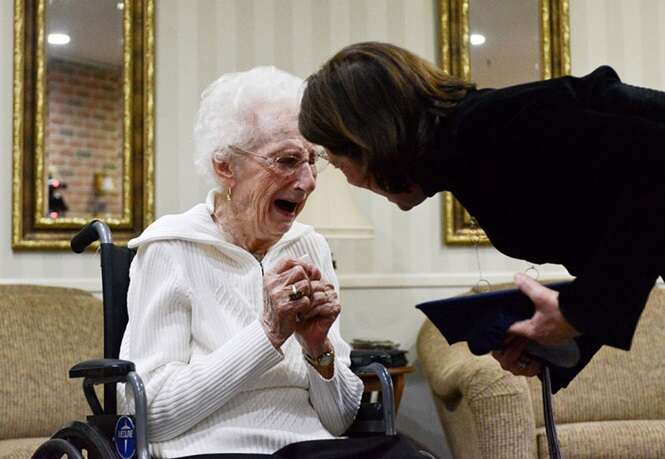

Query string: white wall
2 1 664 457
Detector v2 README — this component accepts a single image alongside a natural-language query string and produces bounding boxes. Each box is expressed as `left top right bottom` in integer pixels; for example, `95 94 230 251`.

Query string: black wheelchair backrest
99 244 135 360
72 220 136 413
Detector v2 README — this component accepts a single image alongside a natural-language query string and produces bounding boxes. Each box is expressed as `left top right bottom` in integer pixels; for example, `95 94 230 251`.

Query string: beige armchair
418 284 665 459
0 285 103 459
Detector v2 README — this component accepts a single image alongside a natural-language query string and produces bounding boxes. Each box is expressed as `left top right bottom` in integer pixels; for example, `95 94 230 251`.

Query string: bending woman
299 42 665 392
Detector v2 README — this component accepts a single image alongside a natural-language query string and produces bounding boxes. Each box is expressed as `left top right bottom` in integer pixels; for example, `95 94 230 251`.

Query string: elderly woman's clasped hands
261 257 339 362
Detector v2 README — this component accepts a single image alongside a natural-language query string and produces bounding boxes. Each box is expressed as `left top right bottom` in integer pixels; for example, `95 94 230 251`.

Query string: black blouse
413 66 665 391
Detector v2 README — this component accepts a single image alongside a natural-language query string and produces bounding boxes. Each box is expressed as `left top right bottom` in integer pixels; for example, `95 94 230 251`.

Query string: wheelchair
31 220 400 459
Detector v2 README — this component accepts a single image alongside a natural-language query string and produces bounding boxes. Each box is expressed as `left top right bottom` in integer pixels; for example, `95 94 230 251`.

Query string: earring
226 187 232 201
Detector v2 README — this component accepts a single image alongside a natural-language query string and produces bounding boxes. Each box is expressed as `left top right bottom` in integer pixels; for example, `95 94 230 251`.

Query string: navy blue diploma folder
416 281 581 368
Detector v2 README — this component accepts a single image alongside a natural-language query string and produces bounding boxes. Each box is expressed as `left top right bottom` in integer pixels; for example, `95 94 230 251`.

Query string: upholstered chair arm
417 319 538 459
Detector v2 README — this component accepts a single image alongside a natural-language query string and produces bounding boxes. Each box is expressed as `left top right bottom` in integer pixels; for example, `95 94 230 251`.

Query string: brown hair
299 41 475 193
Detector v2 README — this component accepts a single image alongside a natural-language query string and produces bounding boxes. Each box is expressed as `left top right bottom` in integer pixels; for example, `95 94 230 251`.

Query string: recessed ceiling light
117 2 124 10
47 33 70 45
470 33 486 46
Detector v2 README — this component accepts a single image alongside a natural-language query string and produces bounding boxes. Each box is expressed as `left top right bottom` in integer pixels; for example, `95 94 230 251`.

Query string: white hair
193 66 304 186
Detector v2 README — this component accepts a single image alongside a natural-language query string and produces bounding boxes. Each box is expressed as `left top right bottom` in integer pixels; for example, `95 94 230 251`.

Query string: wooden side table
357 366 415 413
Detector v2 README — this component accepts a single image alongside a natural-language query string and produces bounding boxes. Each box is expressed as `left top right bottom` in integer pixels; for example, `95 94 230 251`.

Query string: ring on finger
289 284 304 301
517 355 530 369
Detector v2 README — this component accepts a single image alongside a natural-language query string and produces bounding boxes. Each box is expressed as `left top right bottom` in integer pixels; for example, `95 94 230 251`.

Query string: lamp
298 168 373 241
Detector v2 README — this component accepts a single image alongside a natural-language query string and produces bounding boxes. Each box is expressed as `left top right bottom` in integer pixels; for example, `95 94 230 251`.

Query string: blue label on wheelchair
114 416 136 459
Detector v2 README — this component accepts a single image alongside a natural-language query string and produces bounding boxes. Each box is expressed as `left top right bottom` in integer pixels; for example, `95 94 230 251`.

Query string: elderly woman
118 67 368 458
119 66 427 459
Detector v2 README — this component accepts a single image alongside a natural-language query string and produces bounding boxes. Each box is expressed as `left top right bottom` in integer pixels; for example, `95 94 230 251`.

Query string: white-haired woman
118 67 425 459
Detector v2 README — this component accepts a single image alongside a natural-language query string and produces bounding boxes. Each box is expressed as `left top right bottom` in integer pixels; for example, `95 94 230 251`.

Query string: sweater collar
128 189 313 250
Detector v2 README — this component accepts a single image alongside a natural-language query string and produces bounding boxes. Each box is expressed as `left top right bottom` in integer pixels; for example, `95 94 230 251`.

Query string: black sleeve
546 156 664 390
543 336 604 393
557 149 665 349
456 76 665 387
485 83 665 349
532 104 665 350
527 105 665 389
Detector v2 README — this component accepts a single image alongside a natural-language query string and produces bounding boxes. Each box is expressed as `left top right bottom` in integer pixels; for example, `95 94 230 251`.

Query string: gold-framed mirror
12 0 154 250
440 0 570 245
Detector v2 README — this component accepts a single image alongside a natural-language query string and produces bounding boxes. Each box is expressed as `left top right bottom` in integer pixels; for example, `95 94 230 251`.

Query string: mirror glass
44 0 124 219
469 0 540 88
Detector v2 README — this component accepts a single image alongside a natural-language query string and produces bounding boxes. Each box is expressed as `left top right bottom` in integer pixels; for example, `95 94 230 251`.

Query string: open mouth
274 199 298 215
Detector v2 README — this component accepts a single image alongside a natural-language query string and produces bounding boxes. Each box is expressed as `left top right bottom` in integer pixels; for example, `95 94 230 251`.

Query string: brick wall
44 58 123 218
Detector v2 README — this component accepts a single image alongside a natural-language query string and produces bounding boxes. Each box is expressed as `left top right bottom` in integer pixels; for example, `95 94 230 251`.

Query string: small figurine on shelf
47 175 68 218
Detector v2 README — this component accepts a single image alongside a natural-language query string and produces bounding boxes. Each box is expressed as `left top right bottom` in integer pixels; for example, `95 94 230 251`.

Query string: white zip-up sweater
118 190 363 457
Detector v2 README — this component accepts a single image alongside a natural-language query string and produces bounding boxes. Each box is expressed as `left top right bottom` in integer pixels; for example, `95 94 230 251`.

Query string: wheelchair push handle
71 220 113 253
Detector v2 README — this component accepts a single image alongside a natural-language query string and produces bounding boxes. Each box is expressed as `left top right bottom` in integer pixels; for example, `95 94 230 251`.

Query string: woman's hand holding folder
492 273 581 377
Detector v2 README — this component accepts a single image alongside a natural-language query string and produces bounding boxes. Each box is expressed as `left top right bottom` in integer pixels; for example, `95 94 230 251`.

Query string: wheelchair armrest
69 358 135 379
67 360 150 459
350 362 397 436
69 359 136 417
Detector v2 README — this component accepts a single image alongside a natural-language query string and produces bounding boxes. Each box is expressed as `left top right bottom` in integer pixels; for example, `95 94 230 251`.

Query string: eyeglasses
228 144 329 177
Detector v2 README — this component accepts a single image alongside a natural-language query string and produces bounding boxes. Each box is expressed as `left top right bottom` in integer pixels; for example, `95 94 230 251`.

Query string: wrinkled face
222 124 318 241
328 154 426 211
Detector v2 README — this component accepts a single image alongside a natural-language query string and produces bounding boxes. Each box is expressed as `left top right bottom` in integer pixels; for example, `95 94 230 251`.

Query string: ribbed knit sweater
118 190 364 458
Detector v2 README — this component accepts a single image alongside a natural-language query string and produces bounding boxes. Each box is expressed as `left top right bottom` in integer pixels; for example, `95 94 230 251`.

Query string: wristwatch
303 348 335 369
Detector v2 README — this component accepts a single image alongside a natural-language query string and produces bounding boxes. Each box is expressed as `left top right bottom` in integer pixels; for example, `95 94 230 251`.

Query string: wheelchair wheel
34 421 117 459
32 438 83 459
